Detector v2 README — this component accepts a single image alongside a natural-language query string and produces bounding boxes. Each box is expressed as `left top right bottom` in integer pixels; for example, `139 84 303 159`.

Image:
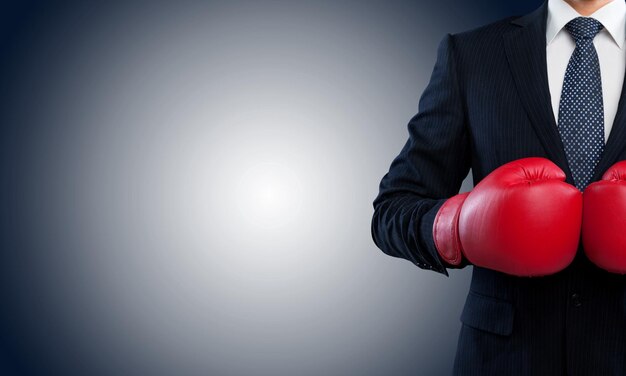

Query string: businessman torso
372 1 626 374
451 3 626 375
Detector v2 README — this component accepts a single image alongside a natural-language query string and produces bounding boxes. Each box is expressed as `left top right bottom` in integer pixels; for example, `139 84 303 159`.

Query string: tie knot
565 17 604 41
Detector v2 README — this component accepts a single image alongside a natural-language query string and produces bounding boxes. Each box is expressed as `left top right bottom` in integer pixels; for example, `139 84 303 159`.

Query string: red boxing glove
433 157 582 276
582 161 626 274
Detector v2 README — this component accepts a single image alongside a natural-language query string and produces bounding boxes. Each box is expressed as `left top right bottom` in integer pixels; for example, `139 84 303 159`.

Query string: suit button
571 293 582 307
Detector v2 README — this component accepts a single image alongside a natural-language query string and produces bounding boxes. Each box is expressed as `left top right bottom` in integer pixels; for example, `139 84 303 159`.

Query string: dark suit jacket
371 1 626 375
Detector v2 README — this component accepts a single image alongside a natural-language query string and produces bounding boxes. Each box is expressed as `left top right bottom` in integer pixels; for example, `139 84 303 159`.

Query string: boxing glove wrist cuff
433 192 469 266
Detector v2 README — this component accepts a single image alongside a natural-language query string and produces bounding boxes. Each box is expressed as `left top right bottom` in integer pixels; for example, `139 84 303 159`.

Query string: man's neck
564 0 614 16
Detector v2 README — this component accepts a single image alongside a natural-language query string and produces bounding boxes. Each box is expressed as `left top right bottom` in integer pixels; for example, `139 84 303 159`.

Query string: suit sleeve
371 33 471 276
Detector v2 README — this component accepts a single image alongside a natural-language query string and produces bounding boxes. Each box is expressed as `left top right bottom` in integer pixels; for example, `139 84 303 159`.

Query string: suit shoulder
450 15 521 44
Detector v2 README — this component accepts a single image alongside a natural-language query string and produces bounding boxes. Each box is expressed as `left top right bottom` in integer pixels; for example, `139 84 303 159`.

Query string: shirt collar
546 0 626 49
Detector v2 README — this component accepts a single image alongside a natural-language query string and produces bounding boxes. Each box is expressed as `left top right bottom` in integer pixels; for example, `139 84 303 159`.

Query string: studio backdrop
0 1 542 375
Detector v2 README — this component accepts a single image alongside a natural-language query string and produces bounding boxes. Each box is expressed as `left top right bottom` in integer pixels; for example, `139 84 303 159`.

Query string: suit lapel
503 0 573 182
591 76 626 181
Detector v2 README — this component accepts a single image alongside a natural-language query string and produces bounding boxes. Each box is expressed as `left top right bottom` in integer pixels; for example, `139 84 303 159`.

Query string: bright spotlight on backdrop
0 1 543 375
236 161 304 229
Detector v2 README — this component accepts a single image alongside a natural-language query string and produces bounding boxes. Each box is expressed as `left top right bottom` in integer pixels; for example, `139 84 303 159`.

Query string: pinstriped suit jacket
371 1 626 374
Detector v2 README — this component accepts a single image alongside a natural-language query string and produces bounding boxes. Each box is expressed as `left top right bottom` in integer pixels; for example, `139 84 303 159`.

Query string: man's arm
371 33 471 276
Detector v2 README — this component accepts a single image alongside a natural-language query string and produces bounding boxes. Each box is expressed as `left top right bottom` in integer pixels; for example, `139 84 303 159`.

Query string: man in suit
371 0 626 374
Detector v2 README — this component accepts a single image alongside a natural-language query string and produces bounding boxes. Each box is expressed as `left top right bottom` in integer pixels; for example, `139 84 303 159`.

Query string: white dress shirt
546 0 626 143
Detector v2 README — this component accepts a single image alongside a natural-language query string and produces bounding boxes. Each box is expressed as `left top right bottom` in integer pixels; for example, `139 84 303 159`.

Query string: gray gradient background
0 1 542 375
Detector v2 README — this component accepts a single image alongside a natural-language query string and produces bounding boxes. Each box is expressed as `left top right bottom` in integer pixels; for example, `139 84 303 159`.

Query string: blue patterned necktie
557 16 605 191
